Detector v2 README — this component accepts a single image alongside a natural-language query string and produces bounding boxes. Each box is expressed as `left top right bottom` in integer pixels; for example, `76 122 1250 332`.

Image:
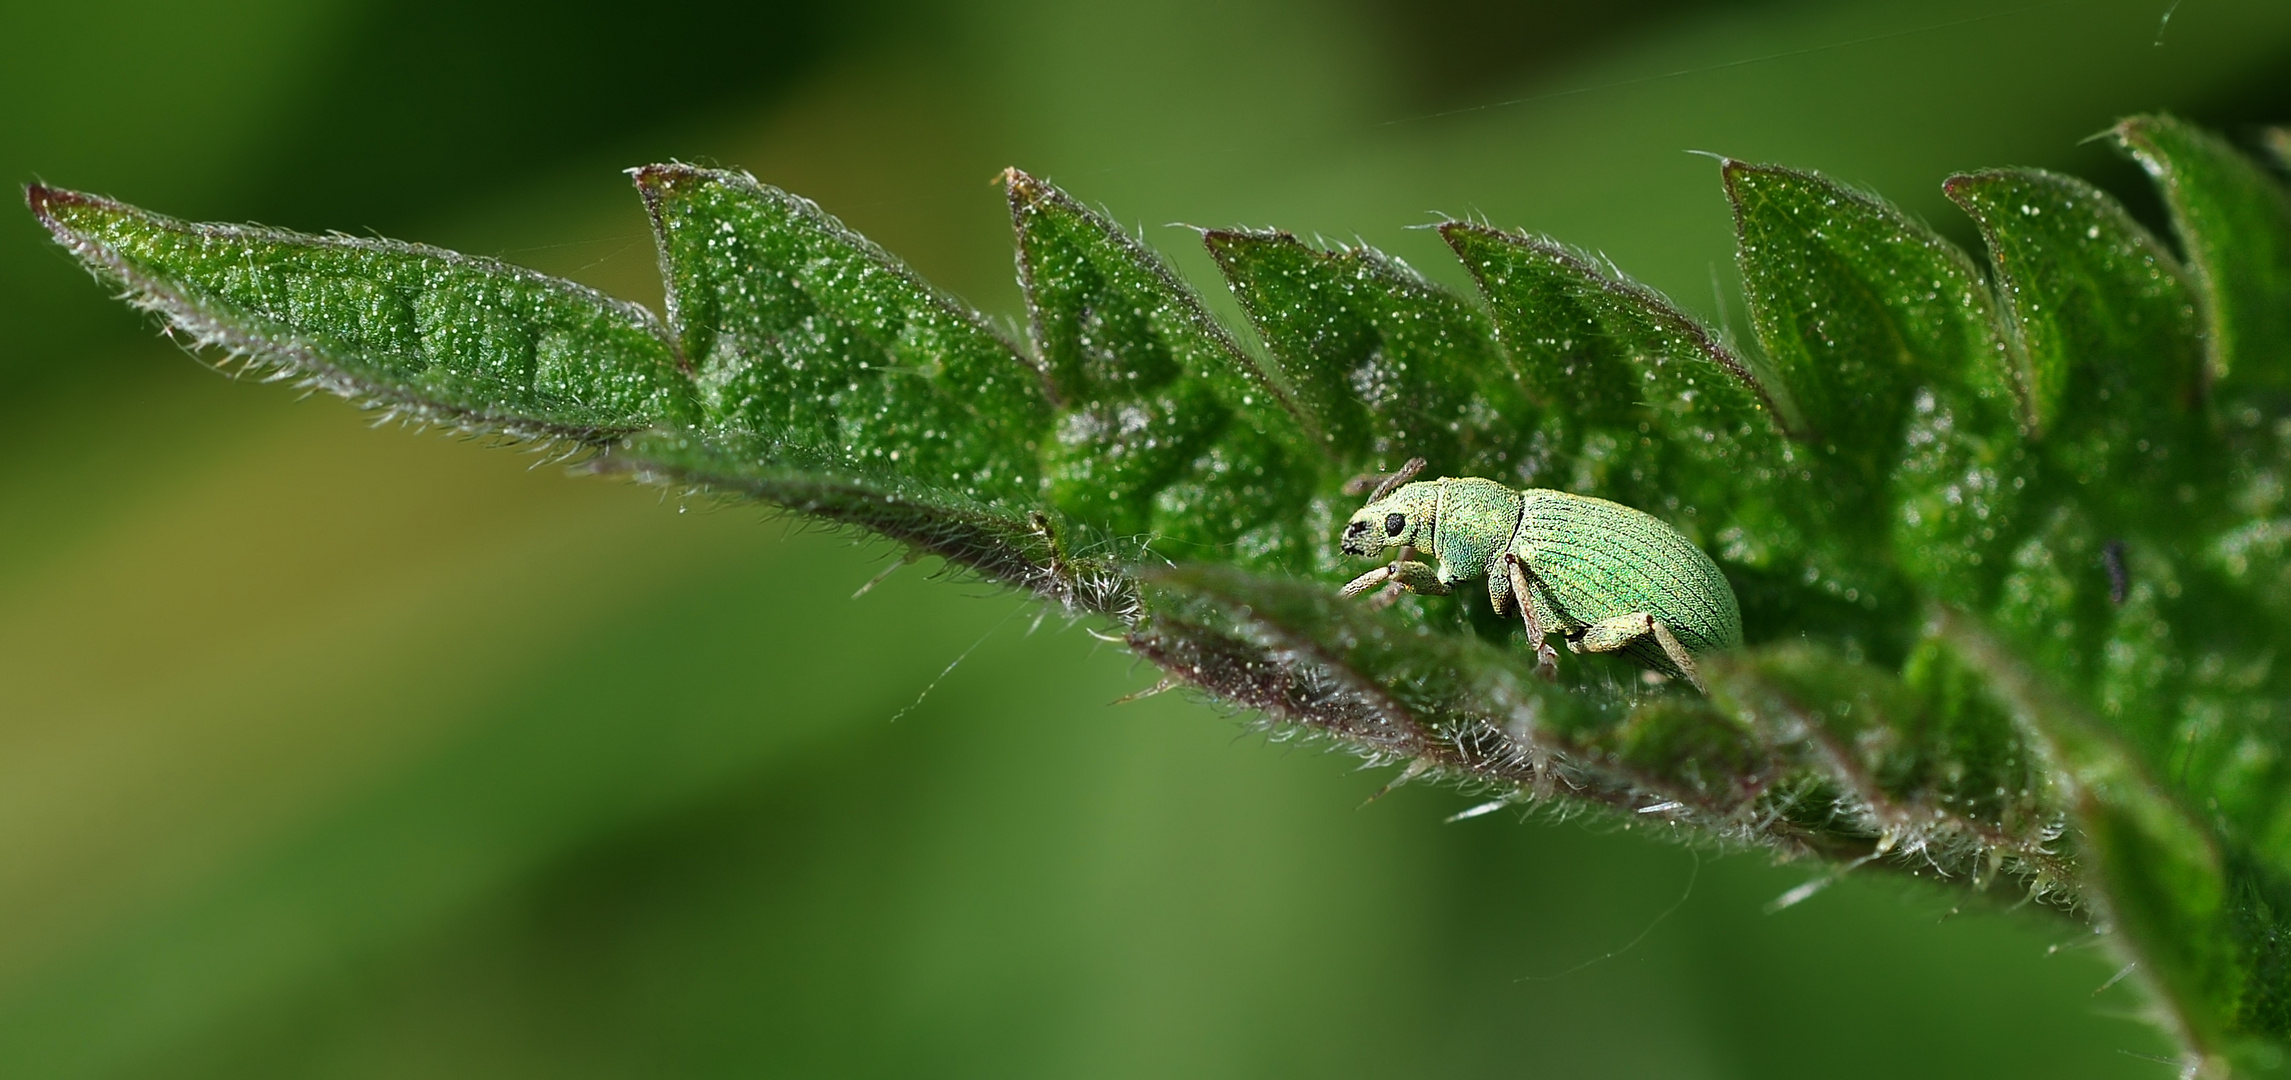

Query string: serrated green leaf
1203 229 1528 477
1137 564 1865 855
1441 223 1829 598
1005 171 1320 566
1709 642 2066 889
1937 610 2291 1069
632 164 1049 507
1947 169 2204 439
1948 168 2291 913
26 185 687 439
1725 161 2027 614
1725 161 2019 449
1439 224 1783 432
1947 169 2207 536
2116 114 2291 389
597 427 1126 612
41 108 2291 1070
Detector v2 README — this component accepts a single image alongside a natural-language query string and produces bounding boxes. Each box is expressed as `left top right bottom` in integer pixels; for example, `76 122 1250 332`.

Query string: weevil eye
1384 513 1406 537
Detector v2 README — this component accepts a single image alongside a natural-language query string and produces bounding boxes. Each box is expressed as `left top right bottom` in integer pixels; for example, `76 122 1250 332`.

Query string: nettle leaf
1727 160 2025 625
34 111 2291 1071
1203 228 1529 479
630 163 1048 508
1438 224 1784 438
1945 168 2204 441
1725 161 2017 449
1007 171 1320 568
1442 224 1847 642
1948 145 2291 949
1708 642 2069 892
27 186 688 440
1137 564 1822 848
1941 611 2291 1069
1945 168 2206 538
2116 114 2291 388
1944 169 2260 841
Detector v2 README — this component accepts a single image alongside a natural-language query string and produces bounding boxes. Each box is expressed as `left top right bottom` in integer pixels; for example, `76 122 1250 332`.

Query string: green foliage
1707 640 2064 889
1008 171 1317 567
1936 609 2291 1073
25 187 686 440
30 112 2291 1073
632 164 1045 506
2117 116 2291 390
1730 162 2023 623
1204 228 1521 481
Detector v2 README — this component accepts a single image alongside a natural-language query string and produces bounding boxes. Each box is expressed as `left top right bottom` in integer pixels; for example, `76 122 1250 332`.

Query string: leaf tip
626 161 692 193
1717 159 1804 230
1718 158 1814 210
1434 218 1497 252
2107 113 2186 178
1197 226 1246 256
23 183 110 240
626 162 749 207
2111 112 2165 144
22 181 61 220
1200 226 1302 270
1001 166 1068 220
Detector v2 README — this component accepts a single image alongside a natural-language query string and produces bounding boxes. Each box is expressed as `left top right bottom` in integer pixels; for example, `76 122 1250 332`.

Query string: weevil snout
1341 481 1441 559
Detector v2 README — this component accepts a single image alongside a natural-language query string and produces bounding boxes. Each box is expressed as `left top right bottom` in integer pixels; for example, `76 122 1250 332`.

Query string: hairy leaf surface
32 111 2291 1072
634 163 1048 508
2116 115 2291 389
1204 229 1526 479
28 186 687 439
1008 171 1319 567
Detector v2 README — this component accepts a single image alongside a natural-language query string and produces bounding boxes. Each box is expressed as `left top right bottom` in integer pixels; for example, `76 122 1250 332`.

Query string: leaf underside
30 112 2291 1070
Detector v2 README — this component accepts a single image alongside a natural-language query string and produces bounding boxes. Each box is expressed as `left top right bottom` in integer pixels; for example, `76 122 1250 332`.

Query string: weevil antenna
1363 457 1427 503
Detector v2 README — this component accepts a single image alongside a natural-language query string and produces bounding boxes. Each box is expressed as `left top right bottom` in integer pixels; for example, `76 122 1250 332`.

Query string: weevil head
1340 481 1439 558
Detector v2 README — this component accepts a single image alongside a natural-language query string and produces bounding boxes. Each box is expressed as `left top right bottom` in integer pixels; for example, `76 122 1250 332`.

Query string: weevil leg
1340 545 1416 599
1363 580 1408 610
1384 560 1447 595
1339 565 1396 598
1365 563 1451 610
1502 553 1561 682
1576 613 1709 695
1341 560 1448 605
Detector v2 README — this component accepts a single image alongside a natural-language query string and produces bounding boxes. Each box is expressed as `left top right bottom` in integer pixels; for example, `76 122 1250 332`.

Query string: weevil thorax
1340 481 1440 559
1424 477 1523 583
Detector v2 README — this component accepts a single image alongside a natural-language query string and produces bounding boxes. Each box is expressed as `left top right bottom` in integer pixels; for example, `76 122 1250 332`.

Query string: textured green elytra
1338 467 1742 691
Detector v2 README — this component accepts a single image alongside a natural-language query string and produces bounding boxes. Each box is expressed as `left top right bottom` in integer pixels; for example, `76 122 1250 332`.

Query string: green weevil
1337 459 1742 693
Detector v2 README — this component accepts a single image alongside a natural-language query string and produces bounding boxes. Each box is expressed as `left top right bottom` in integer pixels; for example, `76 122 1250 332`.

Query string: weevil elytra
1337 459 1742 693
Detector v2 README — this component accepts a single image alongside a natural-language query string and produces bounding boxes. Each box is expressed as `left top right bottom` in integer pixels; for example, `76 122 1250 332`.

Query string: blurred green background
6 0 2291 1075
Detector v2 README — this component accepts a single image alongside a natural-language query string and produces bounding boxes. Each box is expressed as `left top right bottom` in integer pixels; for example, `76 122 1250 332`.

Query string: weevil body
1338 461 1741 693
